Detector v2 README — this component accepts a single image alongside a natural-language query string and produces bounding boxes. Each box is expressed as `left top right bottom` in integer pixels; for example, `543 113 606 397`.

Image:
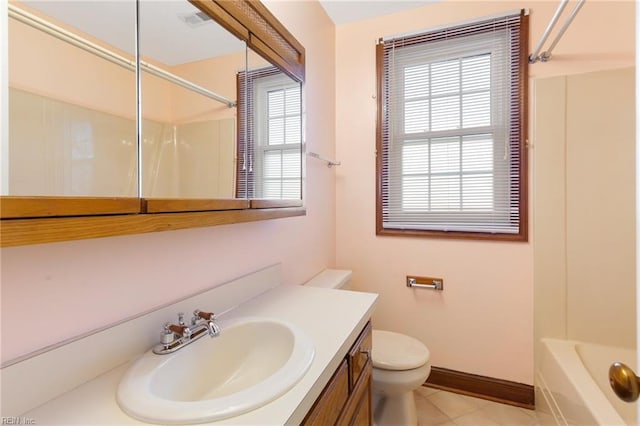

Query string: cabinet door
338 364 372 426
349 380 372 426
341 322 373 426
302 359 349 426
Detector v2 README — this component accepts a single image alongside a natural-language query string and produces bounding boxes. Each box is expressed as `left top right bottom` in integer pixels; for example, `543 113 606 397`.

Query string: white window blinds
236 67 302 199
377 11 528 238
261 85 302 199
257 76 302 199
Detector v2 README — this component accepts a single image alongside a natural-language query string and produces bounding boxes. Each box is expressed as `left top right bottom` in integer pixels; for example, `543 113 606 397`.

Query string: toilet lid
371 330 430 371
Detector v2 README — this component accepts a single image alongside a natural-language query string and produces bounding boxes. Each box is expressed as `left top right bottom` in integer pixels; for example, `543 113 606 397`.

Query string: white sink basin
116 317 314 424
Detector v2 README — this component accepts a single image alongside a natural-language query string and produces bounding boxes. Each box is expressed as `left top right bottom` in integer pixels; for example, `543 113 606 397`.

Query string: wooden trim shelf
143 198 249 213
0 207 306 247
250 199 303 209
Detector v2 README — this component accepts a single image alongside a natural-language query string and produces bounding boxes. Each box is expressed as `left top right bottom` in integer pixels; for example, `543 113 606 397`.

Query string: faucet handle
160 323 175 345
168 323 191 338
194 309 215 321
178 312 186 325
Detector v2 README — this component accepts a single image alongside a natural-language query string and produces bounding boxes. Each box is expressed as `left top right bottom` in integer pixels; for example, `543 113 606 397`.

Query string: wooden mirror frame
1 0 305 247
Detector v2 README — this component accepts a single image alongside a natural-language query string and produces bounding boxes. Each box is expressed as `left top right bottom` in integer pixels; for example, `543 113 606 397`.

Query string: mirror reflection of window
237 67 302 200
258 74 302 199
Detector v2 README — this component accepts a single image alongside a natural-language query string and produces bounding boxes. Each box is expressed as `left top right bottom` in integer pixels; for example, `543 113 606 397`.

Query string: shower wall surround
534 67 636 355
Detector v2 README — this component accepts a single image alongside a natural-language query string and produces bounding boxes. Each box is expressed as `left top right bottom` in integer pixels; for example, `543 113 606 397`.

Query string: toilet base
373 390 418 426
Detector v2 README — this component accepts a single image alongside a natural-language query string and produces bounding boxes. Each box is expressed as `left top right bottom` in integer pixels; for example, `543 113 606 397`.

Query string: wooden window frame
375 11 529 242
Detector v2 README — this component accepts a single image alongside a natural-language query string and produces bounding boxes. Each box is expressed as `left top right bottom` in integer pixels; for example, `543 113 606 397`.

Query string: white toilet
305 269 431 426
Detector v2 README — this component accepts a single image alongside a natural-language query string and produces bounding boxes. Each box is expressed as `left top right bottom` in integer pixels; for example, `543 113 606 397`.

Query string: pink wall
334 1 634 385
3 0 634 386
0 0 336 363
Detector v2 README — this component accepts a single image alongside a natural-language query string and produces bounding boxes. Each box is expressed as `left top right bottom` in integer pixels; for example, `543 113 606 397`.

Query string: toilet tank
305 269 352 290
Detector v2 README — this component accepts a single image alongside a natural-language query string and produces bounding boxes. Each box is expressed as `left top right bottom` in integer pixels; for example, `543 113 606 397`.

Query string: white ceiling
317 0 438 25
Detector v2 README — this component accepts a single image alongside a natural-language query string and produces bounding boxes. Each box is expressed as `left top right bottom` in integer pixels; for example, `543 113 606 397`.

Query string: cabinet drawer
302 359 349 426
348 322 372 390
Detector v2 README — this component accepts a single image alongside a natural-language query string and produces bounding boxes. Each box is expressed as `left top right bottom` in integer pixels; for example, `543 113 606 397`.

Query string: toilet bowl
304 269 431 426
371 330 431 425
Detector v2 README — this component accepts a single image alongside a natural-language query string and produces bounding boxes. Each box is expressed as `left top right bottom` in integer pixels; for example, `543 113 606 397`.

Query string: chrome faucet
192 309 221 337
153 310 220 355
206 320 221 336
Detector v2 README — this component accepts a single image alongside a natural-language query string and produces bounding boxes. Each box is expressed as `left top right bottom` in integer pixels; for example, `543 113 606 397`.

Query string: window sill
376 227 527 242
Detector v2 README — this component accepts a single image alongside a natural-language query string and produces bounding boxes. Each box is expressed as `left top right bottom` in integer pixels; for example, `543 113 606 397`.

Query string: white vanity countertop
24 284 377 425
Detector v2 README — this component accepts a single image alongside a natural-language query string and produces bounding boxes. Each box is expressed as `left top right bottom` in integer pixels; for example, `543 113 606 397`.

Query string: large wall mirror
6 0 138 197
1 0 305 246
139 1 245 200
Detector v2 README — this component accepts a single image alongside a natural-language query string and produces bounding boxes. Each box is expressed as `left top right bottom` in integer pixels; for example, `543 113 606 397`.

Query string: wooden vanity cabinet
303 321 373 426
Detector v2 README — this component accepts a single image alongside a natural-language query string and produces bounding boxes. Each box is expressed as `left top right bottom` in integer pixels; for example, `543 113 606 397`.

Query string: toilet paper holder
406 275 444 291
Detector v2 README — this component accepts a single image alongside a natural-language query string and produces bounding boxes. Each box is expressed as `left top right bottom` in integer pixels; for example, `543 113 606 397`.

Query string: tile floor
415 386 553 426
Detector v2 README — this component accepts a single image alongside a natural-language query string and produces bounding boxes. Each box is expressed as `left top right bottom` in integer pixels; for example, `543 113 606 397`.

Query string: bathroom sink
116 317 315 424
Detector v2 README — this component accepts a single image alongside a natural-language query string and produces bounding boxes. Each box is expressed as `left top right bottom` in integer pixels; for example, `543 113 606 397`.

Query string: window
376 11 528 240
236 67 302 199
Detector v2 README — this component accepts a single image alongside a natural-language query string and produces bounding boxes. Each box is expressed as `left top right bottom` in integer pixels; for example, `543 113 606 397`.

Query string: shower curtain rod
529 0 585 64
8 4 236 108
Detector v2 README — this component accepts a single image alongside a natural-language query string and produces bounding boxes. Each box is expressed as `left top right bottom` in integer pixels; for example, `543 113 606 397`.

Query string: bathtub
537 338 637 425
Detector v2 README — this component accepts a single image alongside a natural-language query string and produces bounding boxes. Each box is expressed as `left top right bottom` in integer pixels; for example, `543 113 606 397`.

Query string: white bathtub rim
539 338 626 426
536 370 569 425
